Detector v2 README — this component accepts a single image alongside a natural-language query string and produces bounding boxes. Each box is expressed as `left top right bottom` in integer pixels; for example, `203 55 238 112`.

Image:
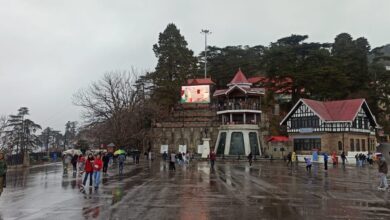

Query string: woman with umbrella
115 149 126 175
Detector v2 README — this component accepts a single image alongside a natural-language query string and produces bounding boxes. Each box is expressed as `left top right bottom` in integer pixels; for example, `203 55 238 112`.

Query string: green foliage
198 45 266 88
148 23 197 108
263 34 350 102
5 107 42 153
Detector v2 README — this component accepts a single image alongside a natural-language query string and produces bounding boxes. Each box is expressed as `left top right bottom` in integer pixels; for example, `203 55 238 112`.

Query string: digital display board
180 85 210 103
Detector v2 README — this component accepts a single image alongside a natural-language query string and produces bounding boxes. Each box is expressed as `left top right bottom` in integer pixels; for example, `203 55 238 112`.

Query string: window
216 132 226 155
352 120 357 128
249 132 260 155
356 139 360 151
229 132 245 155
361 139 366 151
294 138 321 151
338 141 343 151
350 139 355 151
364 119 368 129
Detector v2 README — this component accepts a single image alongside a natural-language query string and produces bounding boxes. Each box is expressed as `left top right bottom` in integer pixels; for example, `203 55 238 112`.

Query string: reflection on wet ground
0 160 389 219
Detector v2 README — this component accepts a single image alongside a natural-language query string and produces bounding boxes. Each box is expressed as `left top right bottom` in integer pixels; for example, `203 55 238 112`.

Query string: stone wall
151 126 219 154
149 103 270 155
149 104 220 154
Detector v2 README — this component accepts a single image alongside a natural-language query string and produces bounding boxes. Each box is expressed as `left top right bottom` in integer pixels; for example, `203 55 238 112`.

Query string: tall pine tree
148 23 197 109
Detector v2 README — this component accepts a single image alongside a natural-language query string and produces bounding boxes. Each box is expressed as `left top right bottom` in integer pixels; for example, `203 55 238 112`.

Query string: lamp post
201 29 211 78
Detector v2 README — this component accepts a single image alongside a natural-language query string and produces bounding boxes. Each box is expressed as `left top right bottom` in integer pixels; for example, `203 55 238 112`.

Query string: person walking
135 151 140 164
118 154 125 175
331 151 337 166
170 152 176 171
304 157 312 172
286 152 292 167
323 152 328 171
82 154 94 189
162 151 168 161
209 150 216 169
341 151 347 166
63 154 72 176
292 152 297 167
102 153 110 175
247 152 253 166
0 152 7 197
78 154 86 177
93 154 103 190
71 154 79 175
377 153 388 191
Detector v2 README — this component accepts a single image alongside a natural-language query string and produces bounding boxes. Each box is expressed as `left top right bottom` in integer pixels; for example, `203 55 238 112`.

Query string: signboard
197 145 204 154
160 145 168 154
180 85 210 103
299 128 314 133
178 145 187 153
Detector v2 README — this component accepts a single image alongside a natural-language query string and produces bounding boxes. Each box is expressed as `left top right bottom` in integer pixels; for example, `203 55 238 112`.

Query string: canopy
63 149 82 155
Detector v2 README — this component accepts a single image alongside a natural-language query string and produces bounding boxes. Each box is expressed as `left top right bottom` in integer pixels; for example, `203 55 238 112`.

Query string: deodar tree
147 23 197 109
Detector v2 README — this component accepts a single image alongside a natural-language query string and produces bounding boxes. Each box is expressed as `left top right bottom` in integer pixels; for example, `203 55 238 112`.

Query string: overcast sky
0 0 389 132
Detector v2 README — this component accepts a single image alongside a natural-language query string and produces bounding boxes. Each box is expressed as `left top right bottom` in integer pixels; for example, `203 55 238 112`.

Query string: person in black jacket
71 154 79 174
102 153 110 175
247 152 253 166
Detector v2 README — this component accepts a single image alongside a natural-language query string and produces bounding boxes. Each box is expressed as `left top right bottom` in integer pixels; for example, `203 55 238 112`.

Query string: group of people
354 153 375 166
286 150 389 191
62 152 123 191
165 151 192 170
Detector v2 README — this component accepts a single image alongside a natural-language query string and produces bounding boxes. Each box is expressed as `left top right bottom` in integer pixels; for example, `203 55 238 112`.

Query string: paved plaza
0 160 389 220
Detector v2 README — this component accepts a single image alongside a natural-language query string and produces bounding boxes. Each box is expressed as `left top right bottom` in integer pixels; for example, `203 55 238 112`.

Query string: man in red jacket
93 154 103 190
209 150 216 169
82 154 94 189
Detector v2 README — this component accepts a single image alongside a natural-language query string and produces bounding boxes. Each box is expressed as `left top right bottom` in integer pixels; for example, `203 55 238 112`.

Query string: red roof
302 98 364 121
187 78 215 85
267 136 290 142
229 69 250 85
248 76 266 84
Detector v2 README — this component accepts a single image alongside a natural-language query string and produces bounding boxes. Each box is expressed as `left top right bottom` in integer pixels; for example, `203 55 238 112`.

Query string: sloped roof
187 78 215 85
302 98 364 121
229 69 251 85
213 86 265 97
248 76 266 84
280 98 378 126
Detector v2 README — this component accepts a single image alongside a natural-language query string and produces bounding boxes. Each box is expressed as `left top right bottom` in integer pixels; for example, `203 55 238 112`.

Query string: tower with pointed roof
212 69 265 157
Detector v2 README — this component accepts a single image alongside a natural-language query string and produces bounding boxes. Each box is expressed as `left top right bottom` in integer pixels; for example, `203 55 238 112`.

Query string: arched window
338 141 343 151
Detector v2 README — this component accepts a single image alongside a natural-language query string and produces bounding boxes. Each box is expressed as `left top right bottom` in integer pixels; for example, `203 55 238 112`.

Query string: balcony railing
217 102 261 111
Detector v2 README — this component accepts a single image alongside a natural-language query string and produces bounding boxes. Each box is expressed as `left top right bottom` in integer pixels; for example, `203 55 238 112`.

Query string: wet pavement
0 160 390 220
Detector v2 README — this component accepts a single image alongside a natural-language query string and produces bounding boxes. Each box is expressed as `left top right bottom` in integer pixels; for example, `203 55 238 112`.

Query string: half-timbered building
280 98 378 154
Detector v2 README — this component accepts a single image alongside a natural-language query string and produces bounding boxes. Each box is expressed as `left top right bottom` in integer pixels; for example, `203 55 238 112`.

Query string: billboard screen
180 85 210 103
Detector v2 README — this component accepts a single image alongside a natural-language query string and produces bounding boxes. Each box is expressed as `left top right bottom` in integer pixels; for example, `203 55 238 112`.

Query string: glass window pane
249 132 260 155
229 132 245 155
216 132 226 155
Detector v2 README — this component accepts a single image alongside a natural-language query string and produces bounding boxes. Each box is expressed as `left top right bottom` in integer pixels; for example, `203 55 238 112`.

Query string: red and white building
213 69 265 156
280 98 378 154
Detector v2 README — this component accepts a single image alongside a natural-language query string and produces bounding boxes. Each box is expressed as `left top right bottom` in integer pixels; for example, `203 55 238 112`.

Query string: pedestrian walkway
0 160 389 219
